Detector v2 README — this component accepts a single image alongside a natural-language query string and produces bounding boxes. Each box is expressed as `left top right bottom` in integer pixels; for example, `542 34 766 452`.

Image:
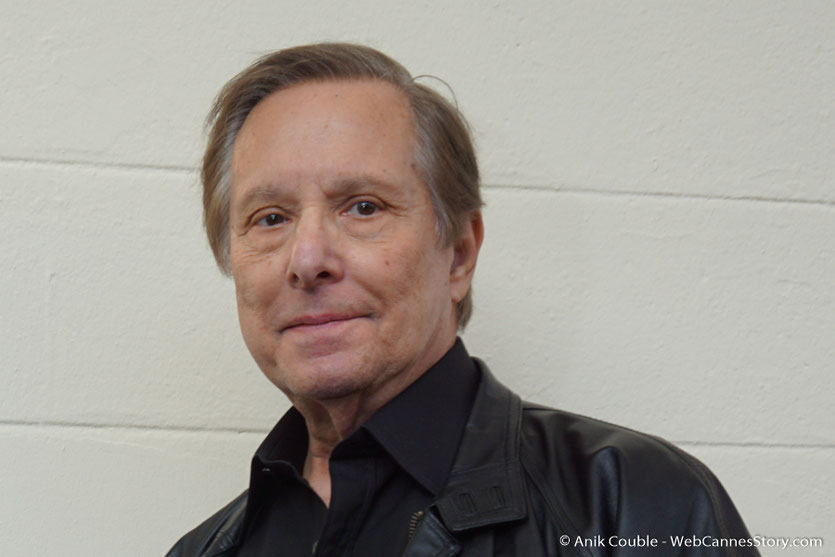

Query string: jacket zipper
407 510 425 541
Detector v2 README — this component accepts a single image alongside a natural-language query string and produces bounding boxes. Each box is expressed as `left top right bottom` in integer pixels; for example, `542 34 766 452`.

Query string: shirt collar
251 338 480 496
361 338 479 496
253 404 308 475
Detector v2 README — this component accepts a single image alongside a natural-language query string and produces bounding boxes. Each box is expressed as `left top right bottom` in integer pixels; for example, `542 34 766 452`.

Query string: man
168 43 757 556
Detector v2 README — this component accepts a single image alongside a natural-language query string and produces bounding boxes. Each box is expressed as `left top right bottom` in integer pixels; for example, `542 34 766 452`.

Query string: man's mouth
282 313 365 332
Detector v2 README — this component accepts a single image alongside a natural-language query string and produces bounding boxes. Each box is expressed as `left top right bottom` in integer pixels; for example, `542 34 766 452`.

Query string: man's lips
281 314 366 332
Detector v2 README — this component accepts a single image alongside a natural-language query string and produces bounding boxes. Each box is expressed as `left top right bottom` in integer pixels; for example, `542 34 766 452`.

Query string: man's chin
269 354 373 403
297 381 366 402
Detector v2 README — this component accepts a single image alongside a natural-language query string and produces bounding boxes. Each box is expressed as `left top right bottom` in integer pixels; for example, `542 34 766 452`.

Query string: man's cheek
234 273 276 318
232 255 284 306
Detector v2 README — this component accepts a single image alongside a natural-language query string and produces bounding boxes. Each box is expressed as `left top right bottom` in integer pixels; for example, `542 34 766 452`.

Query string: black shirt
237 339 480 557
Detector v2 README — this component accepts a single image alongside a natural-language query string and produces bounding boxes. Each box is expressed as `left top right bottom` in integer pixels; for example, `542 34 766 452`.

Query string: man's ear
450 211 484 304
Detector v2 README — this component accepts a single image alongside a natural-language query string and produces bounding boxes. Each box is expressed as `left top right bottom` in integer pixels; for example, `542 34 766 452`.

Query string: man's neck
294 373 421 506
291 334 457 506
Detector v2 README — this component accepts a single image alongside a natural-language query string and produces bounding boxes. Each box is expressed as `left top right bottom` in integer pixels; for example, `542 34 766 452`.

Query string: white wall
1 2 832 555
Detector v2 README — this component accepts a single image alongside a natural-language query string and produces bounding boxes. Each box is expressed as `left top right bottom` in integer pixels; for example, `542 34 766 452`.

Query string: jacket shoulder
520 401 713 486
518 403 753 547
165 491 248 557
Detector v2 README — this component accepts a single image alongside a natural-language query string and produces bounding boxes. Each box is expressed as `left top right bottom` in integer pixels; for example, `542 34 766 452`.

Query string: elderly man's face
228 80 472 406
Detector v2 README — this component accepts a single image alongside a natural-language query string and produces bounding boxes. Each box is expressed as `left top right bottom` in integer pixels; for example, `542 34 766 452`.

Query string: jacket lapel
404 361 527 556
435 360 527 531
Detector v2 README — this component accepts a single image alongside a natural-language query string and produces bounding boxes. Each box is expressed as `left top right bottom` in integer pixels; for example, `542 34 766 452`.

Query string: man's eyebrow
235 175 405 209
236 187 283 210
331 174 403 195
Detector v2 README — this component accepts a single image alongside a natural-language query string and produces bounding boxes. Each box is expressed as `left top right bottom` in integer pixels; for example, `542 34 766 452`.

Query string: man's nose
286 212 343 290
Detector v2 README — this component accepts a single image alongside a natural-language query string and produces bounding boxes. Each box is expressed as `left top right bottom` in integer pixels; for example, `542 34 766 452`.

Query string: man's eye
348 201 379 217
257 213 286 227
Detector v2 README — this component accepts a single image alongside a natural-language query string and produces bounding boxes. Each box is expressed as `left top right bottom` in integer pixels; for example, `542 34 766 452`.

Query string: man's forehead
236 79 413 144
229 79 424 208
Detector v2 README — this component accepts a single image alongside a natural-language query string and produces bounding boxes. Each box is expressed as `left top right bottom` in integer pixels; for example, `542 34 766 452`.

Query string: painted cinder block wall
1 2 832 555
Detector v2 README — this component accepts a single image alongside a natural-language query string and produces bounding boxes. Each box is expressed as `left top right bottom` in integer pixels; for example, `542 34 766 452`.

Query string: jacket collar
432 359 527 532
195 359 526 556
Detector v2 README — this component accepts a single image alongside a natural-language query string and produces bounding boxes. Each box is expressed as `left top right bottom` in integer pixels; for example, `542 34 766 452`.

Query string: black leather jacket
167 362 758 556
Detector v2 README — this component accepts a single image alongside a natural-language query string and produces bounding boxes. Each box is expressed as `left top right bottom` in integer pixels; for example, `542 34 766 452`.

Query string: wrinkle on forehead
230 79 417 189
